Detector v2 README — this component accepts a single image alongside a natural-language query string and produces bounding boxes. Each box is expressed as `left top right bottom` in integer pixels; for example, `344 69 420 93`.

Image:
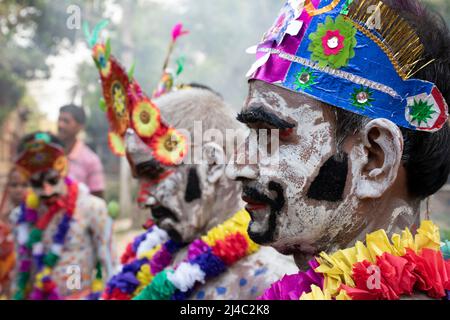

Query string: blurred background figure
58 104 105 198
0 168 29 221
11 132 116 300
0 167 29 298
0 221 15 299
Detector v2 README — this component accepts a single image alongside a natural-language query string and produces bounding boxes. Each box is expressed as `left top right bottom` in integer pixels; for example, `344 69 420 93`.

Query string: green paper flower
294 67 317 91
17 272 30 290
308 15 357 69
133 270 176 300
44 252 60 268
351 86 375 110
14 291 26 301
409 99 436 126
27 228 43 249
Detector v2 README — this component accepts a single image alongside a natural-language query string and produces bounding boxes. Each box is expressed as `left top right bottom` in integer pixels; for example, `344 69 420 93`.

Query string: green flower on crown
409 99 436 127
308 15 357 69
294 67 317 91
351 86 375 110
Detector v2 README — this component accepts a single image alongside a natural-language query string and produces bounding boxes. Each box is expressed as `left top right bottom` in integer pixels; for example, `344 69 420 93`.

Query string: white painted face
227 80 369 262
125 129 223 244
29 169 66 203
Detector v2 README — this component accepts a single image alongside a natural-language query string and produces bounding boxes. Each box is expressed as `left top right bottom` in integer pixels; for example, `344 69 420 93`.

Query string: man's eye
30 180 42 188
144 172 161 180
47 178 60 186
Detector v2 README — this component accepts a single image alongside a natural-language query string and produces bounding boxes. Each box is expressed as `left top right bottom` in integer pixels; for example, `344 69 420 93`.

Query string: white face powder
228 81 373 259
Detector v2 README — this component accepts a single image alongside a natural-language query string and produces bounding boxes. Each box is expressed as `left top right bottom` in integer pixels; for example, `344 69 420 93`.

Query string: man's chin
156 219 186 244
247 221 275 246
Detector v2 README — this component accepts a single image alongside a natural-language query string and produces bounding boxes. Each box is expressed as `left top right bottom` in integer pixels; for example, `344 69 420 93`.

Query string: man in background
57 104 105 198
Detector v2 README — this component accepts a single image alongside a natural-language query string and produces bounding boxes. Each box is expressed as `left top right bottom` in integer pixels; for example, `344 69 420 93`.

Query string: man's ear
203 142 226 184
355 119 404 199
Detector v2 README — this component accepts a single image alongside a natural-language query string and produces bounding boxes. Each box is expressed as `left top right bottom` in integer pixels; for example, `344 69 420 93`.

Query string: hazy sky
27 43 92 121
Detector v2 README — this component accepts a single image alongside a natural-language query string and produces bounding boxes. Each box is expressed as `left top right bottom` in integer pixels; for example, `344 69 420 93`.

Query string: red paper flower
403 248 450 299
212 233 249 265
121 243 136 265
322 30 345 56
342 249 450 300
102 288 132 301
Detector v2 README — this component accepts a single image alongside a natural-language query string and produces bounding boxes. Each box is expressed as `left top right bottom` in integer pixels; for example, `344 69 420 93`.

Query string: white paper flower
167 262 206 293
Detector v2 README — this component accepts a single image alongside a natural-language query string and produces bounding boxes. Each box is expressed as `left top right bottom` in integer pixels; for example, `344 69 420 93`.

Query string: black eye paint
307 153 349 202
184 168 202 203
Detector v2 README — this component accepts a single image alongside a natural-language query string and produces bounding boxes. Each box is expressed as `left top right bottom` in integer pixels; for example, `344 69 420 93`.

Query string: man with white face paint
91 26 297 300
11 132 116 300
228 0 450 300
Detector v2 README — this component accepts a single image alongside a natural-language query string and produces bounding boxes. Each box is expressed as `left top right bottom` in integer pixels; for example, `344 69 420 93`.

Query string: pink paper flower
322 30 345 56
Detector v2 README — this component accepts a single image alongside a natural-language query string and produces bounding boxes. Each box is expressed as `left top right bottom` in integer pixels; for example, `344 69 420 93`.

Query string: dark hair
187 83 223 99
17 132 64 154
336 0 450 200
60 104 86 125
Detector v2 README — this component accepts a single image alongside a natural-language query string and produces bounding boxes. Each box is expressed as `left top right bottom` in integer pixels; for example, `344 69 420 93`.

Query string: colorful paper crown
15 133 68 177
87 22 189 166
248 0 448 132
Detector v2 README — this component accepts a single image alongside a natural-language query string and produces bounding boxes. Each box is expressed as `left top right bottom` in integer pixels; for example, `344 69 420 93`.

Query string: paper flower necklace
260 220 450 300
14 178 78 300
133 209 259 300
102 225 183 300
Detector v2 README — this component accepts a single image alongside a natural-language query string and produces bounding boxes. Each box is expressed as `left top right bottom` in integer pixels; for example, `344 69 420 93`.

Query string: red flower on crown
322 30 345 56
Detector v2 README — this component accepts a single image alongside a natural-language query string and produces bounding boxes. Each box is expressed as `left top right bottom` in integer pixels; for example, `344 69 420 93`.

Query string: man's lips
242 196 269 211
242 182 286 214
150 205 179 222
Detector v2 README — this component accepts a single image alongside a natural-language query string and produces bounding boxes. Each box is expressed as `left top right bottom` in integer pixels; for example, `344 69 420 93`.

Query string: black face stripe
246 181 285 245
237 106 295 130
184 167 202 203
307 154 349 202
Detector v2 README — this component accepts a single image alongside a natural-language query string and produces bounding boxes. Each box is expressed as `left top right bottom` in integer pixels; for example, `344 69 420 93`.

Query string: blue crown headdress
248 0 448 132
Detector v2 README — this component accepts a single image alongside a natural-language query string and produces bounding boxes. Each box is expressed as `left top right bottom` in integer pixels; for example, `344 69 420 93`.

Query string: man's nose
42 182 53 194
226 137 259 181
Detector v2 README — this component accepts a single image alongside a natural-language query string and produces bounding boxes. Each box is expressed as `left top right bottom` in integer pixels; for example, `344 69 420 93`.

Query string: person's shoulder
78 141 102 163
247 246 298 275
76 182 107 212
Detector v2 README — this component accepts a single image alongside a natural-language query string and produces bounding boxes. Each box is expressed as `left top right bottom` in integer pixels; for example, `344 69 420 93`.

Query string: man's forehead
247 80 326 111
245 80 332 126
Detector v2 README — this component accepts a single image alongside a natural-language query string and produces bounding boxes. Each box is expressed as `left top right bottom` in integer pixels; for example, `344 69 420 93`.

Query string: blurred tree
0 0 103 124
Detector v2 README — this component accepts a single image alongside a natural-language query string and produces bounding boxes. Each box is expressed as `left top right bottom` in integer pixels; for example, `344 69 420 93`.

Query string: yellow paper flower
152 128 187 166
131 99 161 138
91 279 104 293
35 267 52 290
414 220 441 251
26 192 40 210
138 244 162 260
300 285 332 300
134 264 154 296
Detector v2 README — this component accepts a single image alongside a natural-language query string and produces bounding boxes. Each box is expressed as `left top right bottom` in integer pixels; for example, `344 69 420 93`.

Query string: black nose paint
184 168 202 203
307 153 349 202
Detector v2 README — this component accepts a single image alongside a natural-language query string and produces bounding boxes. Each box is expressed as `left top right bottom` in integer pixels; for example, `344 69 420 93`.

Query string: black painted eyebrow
237 106 295 130
135 160 163 178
